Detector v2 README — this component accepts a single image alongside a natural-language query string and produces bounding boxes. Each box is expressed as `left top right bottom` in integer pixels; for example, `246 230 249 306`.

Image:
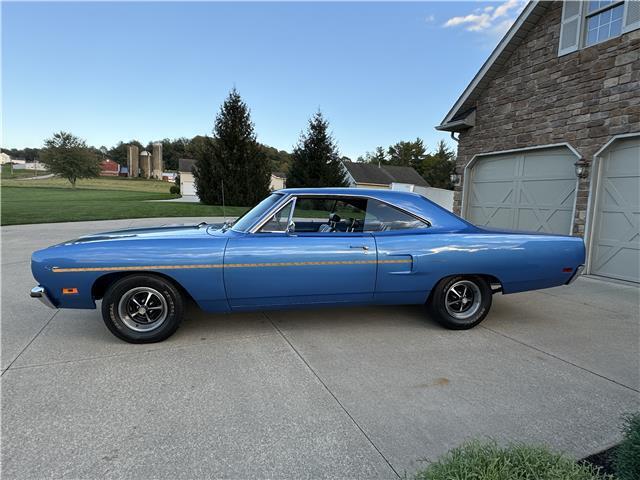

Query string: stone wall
454 1 640 235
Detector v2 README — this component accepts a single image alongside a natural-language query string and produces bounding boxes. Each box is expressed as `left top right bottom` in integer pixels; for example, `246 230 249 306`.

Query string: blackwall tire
101 275 184 343
428 275 492 330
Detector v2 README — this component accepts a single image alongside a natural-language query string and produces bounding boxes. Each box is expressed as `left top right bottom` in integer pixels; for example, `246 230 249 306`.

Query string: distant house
341 160 454 210
270 172 286 191
100 159 119 176
1 153 26 166
178 158 197 196
14 161 46 171
341 161 430 195
162 172 178 182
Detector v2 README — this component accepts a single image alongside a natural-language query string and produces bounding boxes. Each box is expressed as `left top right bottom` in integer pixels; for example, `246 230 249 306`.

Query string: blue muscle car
31 188 586 343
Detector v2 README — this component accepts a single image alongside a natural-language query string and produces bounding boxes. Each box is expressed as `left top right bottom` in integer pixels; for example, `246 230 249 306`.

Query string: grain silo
127 145 139 177
152 143 163 179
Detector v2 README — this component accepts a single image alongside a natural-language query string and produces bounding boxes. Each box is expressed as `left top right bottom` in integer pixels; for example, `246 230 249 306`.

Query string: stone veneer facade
453 0 640 236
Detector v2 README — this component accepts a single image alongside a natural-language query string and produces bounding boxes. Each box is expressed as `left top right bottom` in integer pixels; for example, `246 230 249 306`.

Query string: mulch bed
581 445 618 476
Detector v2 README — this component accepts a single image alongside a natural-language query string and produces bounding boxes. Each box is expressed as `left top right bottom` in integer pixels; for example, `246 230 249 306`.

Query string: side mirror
286 221 296 235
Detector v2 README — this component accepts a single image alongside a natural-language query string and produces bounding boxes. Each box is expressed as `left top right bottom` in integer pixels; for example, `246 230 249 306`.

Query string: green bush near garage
412 440 613 480
615 412 640 480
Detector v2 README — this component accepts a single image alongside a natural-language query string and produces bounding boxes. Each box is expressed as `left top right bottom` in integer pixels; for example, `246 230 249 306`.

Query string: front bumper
566 265 585 285
30 286 57 309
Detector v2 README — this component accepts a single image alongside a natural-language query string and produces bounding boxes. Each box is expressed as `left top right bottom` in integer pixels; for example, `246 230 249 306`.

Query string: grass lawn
0 164 45 179
1 174 174 192
1 176 249 226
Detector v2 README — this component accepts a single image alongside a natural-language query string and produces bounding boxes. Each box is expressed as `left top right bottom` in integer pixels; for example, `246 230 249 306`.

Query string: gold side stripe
51 258 411 273
52 264 222 273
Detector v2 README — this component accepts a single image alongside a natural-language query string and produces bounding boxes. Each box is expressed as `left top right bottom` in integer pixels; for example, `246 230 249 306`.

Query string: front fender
31 236 230 312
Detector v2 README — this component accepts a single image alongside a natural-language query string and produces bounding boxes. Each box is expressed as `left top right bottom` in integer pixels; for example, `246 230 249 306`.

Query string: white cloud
443 0 526 36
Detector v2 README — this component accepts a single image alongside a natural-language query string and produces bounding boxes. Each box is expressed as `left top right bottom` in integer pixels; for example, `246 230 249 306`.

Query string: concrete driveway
2 218 639 479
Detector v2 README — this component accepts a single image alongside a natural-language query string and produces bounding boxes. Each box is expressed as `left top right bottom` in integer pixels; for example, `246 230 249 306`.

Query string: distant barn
100 159 120 176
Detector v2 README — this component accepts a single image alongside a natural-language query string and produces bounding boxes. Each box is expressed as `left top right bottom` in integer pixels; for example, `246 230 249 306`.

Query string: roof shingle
178 158 196 173
342 161 429 187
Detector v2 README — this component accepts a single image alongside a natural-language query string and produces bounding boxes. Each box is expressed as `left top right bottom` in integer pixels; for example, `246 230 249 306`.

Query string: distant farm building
100 159 120 176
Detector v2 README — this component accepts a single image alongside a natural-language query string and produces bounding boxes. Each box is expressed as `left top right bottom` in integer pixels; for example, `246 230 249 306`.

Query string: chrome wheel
444 280 482 320
117 287 168 332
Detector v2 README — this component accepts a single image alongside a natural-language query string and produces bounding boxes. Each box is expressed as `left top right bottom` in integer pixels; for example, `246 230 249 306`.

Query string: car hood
60 222 227 245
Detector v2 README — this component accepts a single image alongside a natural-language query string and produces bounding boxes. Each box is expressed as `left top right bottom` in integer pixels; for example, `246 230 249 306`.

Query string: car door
362 198 433 304
223 196 377 309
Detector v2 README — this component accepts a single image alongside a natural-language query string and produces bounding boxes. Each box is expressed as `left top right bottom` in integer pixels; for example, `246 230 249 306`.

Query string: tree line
7 87 456 203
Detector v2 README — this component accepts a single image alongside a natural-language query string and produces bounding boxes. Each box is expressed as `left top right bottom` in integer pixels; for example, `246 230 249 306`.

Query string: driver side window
291 197 367 234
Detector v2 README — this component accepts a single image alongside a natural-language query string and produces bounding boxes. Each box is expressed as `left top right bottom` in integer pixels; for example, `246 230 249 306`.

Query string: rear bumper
30 286 57 309
566 265 585 285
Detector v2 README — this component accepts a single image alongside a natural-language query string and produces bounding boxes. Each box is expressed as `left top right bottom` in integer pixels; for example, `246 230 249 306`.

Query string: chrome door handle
349 245 369 250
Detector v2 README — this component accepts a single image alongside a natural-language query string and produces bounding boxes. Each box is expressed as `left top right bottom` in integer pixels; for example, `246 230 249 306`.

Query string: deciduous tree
108 140 142 166
40 131 101 187
387 138 427 172
361 146 387 166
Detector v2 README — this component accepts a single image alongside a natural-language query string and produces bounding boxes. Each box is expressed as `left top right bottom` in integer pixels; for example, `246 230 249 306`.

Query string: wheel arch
427 273 503 303
91 271 196 304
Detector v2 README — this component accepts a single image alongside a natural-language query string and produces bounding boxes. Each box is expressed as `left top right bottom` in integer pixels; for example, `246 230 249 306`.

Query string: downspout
450 132 459 143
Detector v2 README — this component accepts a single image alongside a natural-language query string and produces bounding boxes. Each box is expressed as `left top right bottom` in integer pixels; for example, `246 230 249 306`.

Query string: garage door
590 137 640 283
181 180 196 196
467 147 577 234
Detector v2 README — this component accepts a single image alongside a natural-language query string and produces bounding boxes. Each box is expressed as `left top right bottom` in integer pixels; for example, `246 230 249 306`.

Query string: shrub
615 412 640 480
169 185 180 195
413 440 613 480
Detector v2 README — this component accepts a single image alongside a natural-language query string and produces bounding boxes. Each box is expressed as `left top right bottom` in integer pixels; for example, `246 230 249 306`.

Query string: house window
559 0 640 56
585 1 625 45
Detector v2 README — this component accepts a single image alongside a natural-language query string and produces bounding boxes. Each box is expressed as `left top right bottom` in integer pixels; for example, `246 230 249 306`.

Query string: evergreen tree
288 112 347 188
189 135 216 202
421 140 456 189
193 89 270 205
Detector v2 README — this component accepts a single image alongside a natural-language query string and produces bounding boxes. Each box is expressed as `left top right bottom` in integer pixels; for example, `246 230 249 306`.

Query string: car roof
277 187 424 201
275 187 470 230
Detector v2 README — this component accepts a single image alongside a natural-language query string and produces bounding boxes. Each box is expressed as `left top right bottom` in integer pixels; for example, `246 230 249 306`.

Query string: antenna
221 178 227 222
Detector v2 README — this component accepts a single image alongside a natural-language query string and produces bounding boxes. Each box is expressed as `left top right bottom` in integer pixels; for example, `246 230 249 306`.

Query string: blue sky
2 1 525 159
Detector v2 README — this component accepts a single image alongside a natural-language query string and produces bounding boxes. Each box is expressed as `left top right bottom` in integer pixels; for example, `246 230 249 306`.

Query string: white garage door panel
591 138 640 283
182 181 196 196
467 147 577 234
473 154 519 180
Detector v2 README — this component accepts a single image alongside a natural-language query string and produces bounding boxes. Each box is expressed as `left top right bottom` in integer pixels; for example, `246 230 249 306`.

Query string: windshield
231 193 284 232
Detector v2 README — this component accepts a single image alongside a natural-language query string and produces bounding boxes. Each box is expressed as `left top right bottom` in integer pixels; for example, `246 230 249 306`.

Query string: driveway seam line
264 312 401 479
481 325 639 393
1 310 60 376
